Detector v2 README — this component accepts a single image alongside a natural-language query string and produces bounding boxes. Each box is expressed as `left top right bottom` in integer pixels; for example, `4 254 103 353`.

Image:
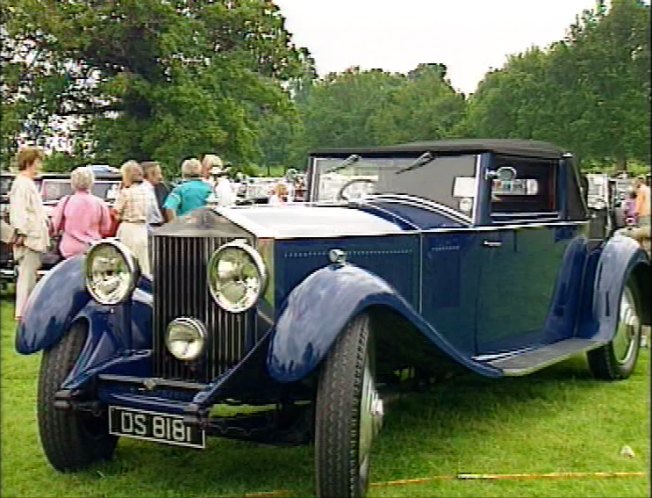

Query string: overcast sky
275 0 600 95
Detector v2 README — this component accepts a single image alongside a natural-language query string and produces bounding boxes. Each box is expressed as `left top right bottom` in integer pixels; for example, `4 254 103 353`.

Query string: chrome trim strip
369 194 473 225
471 153 482 224
98 374 208 391
264 220 589 240
357 202 420 230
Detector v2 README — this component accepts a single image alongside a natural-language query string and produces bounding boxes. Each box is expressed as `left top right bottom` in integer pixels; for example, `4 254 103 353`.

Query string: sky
274 0 601 95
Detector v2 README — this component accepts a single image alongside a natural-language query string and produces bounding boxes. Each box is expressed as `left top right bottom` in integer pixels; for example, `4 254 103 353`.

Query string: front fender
267 264 501 383
15 256 153 390
578 234 650 341
16 256 90 354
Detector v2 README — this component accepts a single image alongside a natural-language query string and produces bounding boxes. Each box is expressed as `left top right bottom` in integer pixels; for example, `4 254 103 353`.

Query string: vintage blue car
16 139 650 498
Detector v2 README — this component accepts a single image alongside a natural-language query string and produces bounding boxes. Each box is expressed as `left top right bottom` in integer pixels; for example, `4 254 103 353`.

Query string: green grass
1 298 649 497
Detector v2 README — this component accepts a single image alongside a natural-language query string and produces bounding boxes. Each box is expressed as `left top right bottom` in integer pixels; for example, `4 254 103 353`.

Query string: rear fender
266 264 501 382
578 234 650 341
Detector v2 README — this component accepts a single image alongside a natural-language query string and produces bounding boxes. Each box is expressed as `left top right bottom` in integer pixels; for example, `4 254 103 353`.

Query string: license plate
108 406 205 449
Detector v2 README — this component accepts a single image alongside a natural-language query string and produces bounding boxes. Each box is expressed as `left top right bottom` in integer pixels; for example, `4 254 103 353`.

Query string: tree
289 64 467 166
465 0 650 170
1 0 313 174
368 63 467 144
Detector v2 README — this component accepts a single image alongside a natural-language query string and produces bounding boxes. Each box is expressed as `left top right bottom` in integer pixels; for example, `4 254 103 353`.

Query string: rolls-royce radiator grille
152 235 256 382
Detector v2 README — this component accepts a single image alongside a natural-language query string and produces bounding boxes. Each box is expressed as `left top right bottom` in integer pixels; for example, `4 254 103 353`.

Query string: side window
489 156 557 217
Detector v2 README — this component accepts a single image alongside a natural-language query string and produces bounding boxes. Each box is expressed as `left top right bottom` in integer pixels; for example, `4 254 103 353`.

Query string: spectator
269 182 289 206
201 154 222 187
9 147 49 320
212 166 236 207
50 166 112 259
623 190 637 225
283 168 297 202
141 161 168 227
114 160 151 275
164 158 213 219
633 175 650 228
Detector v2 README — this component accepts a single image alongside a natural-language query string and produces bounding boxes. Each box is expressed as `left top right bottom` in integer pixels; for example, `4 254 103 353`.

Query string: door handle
482 240 502 248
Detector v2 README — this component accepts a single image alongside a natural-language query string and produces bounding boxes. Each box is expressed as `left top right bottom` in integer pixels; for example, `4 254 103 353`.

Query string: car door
475 156 572 354
421 232 483 356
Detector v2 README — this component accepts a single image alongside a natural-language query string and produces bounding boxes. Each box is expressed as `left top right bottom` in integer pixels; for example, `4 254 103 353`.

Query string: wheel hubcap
358 359 383 491
613 286 640 364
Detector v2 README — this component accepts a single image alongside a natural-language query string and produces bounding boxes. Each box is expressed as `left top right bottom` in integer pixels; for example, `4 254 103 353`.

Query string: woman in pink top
50 166 112 258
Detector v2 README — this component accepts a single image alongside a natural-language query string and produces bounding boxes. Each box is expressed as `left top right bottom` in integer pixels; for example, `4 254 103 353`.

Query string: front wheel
587 276 642 380
37 322 117 471
315 313 383 498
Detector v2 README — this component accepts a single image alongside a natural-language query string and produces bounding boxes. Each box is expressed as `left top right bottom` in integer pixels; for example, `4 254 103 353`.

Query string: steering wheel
336 178 376 201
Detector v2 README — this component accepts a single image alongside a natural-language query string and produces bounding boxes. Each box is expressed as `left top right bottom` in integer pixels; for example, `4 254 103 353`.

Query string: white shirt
268 194 285 206
141 180 163 225
9 175 49 253
214 178 236 207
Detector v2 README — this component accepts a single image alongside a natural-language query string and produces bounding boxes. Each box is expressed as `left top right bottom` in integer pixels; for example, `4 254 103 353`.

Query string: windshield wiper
324 154 361 174
395 151 436 175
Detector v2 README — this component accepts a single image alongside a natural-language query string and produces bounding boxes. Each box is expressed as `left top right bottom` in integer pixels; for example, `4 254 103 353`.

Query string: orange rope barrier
234 470 648 497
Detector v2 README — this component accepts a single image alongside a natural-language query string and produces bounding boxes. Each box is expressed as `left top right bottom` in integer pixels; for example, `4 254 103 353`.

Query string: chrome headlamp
85 240 140 305
207 240 267 313
166 318 207 361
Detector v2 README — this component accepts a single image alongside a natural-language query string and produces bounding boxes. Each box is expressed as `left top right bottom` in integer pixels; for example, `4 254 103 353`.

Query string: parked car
16 139 650 498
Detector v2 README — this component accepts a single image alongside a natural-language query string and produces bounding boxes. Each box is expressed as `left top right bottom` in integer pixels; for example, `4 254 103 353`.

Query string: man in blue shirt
163 158 214 219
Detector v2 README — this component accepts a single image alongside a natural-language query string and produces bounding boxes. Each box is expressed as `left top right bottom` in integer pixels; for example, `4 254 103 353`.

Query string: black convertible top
311 138 566 160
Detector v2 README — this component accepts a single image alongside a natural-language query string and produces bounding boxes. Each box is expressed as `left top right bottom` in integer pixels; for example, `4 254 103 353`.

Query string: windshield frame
307 153 481 223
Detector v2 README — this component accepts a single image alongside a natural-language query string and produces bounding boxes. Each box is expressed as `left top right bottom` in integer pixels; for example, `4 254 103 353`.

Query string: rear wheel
315 313 383 498
37 322 117 471
587 277 642 380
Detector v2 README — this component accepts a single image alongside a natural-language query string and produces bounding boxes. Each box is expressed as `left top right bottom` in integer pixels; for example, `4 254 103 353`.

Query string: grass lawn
1 298 649 497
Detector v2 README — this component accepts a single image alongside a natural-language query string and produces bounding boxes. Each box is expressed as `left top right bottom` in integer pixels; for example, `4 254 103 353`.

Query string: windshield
311 154 478 218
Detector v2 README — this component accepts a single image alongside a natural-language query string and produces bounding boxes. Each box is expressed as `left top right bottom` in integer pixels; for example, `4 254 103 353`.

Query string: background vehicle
609 176 634 230
16 139 650 498
0 173 15 287
585 173 612 239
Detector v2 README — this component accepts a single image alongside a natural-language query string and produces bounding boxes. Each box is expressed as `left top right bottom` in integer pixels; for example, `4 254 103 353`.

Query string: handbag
41 195 72 267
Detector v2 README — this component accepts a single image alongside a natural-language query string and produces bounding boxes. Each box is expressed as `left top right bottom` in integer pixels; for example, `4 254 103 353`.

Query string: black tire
37 322 117 471
315 313 382 498
587 276 642 380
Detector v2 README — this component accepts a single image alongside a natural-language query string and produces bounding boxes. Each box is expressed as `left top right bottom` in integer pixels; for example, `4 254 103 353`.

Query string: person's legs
15 248 42 319
117 223 150 276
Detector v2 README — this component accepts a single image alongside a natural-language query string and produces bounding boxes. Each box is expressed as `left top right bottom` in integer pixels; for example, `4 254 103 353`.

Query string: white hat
211 166 230 176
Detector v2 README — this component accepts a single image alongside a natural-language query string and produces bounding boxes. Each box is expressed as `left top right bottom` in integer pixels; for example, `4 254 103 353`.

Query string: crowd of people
1 146 287 320
622 175 650 227
618 175 651 254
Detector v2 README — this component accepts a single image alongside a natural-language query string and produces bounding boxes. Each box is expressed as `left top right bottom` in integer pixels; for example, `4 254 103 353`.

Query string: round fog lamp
166 318 207 361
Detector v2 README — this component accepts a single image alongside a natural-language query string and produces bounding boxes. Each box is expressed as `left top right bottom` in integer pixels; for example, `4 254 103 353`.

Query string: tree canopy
1 0 312 174
466 0 650 170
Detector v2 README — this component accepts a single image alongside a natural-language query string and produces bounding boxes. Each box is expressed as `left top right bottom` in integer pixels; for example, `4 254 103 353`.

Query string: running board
482 338 603 376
